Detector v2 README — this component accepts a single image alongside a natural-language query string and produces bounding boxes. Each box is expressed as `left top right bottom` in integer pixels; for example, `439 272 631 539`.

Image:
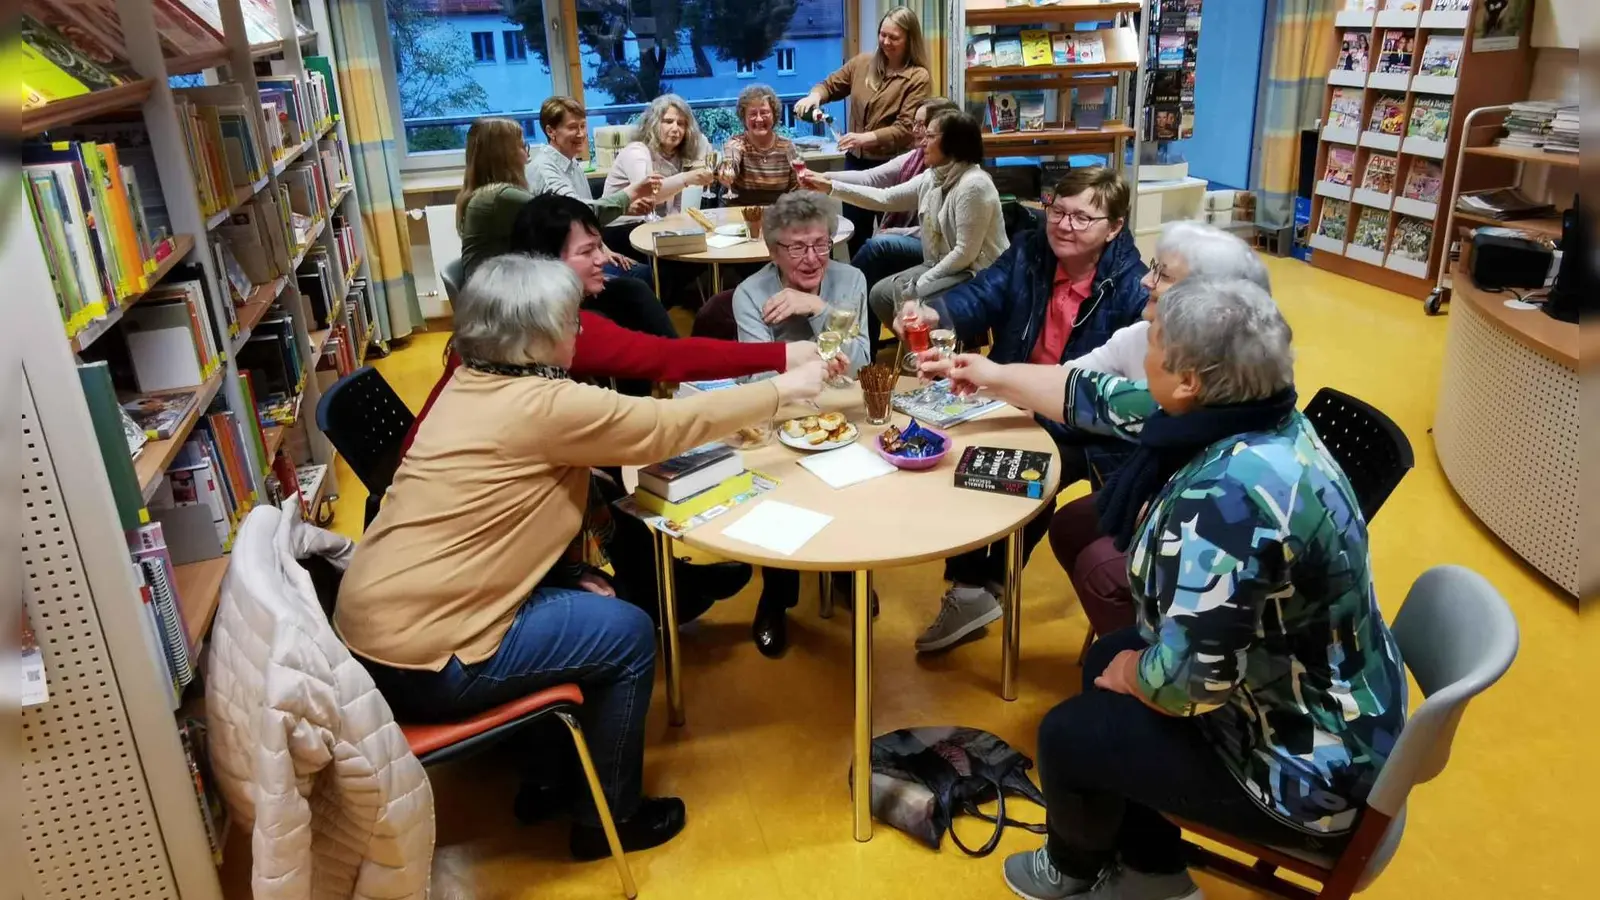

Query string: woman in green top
456 117 644 280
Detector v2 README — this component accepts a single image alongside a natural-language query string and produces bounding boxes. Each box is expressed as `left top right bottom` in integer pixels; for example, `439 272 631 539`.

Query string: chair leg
819 571 834 619
554 710 639 899
1078 628 1096 664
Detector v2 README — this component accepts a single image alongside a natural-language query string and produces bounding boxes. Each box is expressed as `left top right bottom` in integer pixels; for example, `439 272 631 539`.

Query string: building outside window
383 0 850 157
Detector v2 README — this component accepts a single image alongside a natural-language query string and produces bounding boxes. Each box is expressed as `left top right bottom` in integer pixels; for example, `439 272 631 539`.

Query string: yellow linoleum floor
279 257 1589 899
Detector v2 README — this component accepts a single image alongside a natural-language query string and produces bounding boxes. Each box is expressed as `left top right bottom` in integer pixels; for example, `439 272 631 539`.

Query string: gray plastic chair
440 257 465 304
1179 565 1519 899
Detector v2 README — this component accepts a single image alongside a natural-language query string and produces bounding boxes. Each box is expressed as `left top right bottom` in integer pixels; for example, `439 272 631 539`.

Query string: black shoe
512 779 573 824
831 572 880 617
751 596 789 658
569 796 687 861
674 559 752 603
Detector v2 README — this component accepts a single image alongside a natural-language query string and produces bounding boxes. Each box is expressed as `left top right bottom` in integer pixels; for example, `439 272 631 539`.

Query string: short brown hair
539 96 585 136
735 84 781 125
1052 167 1131 224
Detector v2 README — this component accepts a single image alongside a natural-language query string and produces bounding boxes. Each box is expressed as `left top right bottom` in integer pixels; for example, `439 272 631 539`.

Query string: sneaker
1003 847 1100 900
915 584 1002 653
1077 866 1204 900
569 795 686 861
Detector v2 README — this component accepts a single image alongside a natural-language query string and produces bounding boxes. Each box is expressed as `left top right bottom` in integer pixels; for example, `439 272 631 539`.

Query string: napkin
797 443 897 489
706 234 748 249
720 501 832 556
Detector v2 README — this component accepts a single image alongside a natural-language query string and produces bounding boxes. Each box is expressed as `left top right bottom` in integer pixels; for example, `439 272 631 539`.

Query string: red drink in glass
902 316 931 353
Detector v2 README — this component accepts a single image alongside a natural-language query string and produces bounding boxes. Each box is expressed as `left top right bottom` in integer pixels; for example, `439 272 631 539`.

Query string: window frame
503 29 529 64
775 46 797 75
470 31 497 64
381 0 871 174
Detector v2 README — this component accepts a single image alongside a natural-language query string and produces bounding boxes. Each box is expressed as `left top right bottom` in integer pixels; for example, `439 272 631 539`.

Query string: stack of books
1497 100 1562 150
128 523 197 708
1457 187 1554 221
123 276 226 391
175 83 271 218
635 444 753 522
1545 106 1578 154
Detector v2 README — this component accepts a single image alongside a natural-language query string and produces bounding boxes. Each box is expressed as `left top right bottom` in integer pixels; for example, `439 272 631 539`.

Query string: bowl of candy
874 419 950 470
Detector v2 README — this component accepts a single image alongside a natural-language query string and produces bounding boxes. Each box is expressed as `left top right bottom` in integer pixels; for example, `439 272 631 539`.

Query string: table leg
819 571 834 619
1001 528 1024 701
712 263 722 294
653 529 685 726
852 568 874 841
650 253 661 299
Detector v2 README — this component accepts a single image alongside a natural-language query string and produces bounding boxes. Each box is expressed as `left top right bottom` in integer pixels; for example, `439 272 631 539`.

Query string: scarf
460 358 570 380
1096 387 1299 552
880 148 928 230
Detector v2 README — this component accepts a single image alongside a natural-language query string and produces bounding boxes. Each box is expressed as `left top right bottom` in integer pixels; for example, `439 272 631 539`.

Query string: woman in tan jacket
335 255 823 861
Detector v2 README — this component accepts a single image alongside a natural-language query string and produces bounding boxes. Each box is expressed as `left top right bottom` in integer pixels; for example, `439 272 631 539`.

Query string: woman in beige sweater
336 255 823 861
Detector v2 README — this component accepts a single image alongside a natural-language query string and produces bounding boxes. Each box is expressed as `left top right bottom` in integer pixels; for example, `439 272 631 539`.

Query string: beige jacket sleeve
539 380 781 467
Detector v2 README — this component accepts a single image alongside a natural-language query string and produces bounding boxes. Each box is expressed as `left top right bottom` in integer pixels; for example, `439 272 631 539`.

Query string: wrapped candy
881 419 947 459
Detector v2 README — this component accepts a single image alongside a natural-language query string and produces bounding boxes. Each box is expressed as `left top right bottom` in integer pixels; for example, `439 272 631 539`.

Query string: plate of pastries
778 412 858 451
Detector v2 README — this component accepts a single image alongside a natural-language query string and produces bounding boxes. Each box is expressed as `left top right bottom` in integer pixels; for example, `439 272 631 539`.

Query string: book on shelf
1361 153 1398 194
128 523 196 699
1015 91 1047 132
1318 199 1351 242
123 390 200 440
174 0 311 46
1417 34 1462 77
120 404 149 459
1156 32 1185 68
1351 207 1392 252
1428 0 1470 10
218 192 291 283
177 717 230 865
1327 88 1363 131
1073 87 1109 131
78 361 146 530
1367 93 1406 135
1053 32 1107 65
1020 30 1053 66
1377 29 1414 73
123 277 223 392
1401 159 1443 204
175 83 271 216
303 56 342 120
1406 96 1452 143
237 371 270 465
150 405 257 546
1323 147 1357 186
1389 215 1434 262
987 92 1020 133
1498 100 1561 149
1151 105 1183 140
992 37 1024 68
1545 107 1577 154
298 247 338 328
12 13 134 109
265 444 303 508
1456 188 1553 220
967 35 994 66
331 215 358 274
1336 30 1370 73
21 0 226 66
238 313 304 401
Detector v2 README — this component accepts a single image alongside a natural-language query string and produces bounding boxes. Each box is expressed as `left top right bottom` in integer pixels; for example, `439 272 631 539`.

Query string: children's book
993 37 1024 68
966 36 994 67
1016 91 1047 132
1020 30 1053 66
987 92 1019 133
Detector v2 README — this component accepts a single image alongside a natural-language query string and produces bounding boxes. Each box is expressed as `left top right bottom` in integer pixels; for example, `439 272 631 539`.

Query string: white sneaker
915 584 1002 653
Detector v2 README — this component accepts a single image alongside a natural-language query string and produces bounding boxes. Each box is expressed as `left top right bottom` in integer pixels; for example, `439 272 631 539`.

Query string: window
503 30 528 63
382 0 850 159
470 31 496 64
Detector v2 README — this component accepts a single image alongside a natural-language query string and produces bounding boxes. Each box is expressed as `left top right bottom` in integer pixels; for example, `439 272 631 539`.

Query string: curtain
1250 0 1336 231
328 0 425 342
894 0 946 98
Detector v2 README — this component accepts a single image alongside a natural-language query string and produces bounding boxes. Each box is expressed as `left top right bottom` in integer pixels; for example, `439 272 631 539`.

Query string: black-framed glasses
774 240 831 260
1146 257 1169 285
1046 207 1111 230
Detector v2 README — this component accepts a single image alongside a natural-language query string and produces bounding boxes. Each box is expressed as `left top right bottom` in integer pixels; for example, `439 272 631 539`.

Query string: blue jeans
362 587 657 826
851 233 924 351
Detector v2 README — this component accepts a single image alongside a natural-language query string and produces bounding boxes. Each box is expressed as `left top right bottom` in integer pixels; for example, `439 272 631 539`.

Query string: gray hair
1156 220 1272 291
636 93 705 163
736 84 781 125
1155 278 1294 405
763 191 838 249
452 255 582 365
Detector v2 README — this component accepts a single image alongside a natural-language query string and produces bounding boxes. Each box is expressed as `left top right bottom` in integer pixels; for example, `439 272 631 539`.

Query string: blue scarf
1096 387 1299 552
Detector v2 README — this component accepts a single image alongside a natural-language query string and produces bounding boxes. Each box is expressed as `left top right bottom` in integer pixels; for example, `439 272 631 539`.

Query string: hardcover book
954 447 1053 499
1020 30 1053 66
123 391 200 439
988 92 1019 133
1016 91 1047 132
992 37 1024 68
1361 153 1398 194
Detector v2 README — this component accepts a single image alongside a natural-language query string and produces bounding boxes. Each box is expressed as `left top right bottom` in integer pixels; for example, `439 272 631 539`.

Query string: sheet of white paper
706 234 748 249
796 442 897 489
720 501 832 556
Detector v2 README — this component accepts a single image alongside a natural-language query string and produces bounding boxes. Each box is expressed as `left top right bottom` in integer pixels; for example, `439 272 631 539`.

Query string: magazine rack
1306 0 1535 299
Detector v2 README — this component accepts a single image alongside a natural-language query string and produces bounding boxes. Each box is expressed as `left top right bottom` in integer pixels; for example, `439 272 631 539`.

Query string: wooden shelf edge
1452 209 1563 237
968 62 1139 80
174 557 230 647
967 0 1143 26
69 233 198 353
1462 144 1579 169
22 80 154 137
135 369 229 501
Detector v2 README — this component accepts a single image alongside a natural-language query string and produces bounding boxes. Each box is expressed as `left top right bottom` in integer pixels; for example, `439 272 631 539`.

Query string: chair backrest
440 257 466 303
1303 386 1415 522
315 366 416 498
691 289 738 340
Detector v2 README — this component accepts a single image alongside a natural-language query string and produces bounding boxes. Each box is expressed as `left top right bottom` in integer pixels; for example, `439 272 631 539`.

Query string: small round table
636 379 1060 842
628 206 855 295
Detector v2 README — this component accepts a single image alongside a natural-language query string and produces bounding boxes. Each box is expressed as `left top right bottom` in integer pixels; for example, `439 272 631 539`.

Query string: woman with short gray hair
928 280 1405 900
337 254 825 862
719 83 801 205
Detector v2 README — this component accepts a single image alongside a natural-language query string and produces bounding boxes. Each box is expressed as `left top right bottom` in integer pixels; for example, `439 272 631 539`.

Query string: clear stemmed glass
824 307 859 387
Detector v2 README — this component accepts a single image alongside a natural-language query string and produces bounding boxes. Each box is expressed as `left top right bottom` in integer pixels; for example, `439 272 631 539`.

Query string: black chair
1302 387 1415 522
315 366 416 529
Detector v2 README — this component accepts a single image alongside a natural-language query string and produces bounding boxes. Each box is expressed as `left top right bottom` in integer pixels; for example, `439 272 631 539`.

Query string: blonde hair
456 117 527 222
637 93 706 164
868 6 930 90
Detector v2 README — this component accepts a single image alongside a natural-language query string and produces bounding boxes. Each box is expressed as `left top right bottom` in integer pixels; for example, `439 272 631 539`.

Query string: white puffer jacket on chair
206 500 434 899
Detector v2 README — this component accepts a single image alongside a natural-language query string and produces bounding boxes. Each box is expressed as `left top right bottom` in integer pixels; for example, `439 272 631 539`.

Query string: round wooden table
635 378 1060 842
627 206 855 294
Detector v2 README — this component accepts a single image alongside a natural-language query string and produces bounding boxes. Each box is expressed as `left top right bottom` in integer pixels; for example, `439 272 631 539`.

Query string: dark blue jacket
939 226 1149 483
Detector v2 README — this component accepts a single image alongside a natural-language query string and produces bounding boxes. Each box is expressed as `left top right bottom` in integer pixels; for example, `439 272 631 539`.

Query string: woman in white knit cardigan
801 109 1009 330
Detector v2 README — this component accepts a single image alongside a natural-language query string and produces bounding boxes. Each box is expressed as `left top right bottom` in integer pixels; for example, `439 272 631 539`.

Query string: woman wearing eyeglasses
888 167 1150 658
731 191 870 656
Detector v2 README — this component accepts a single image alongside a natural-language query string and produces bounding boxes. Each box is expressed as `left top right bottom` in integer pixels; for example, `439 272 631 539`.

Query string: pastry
781 419 806 438
799 416 820 430
833 423 857 443
817 412 846 431
805 429 830 445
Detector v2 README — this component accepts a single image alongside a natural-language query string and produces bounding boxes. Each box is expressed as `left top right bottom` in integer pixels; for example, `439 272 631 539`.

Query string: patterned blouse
723 133 799 206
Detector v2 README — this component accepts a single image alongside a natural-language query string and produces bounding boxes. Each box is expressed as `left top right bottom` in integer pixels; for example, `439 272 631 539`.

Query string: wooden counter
1434 266 1581 595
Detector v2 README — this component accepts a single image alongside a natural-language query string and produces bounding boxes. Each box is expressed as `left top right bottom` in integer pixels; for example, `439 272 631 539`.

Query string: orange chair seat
399 683 585 759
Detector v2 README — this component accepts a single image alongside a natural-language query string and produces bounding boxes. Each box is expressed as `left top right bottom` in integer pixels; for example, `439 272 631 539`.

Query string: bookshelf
951 0 1147 205
17 2 375 897
1307 0 1536 299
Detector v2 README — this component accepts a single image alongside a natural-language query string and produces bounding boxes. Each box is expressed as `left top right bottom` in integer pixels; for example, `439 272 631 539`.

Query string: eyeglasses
1047 207 1110 230
775 240 831 260
1145 257 1170 285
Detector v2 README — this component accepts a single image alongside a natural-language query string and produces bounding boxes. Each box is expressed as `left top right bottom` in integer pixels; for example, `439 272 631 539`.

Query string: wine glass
929 328 971 404
823 307 859 387
898 285 932 374
704 150 721 206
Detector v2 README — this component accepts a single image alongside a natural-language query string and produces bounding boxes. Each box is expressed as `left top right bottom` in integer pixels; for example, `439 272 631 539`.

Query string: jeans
852 234 923 353
942 444 1089 588
362 586 657 826
841 154 884 259
1038 628 1350 879
1048 492 1136 636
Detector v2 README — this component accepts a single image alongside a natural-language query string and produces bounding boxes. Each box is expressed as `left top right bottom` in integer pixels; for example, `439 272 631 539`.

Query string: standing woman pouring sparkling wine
792 5 932 258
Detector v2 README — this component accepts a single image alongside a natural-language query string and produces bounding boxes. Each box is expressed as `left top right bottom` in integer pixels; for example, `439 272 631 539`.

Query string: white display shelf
1353 187 1395 210
1386 254 1430 278
1310 233 1348 255
1402 135 1449 158
1323 124 1361 145
1368 71 1411 91
1393 196 1439 219
1376 9 1421 28
1316 179 1355 201
1420 10 1470 30
1335 10 1376 27
1360 131 1402 152
1346 243 1388 266
1329 68 1369 88
1412 74 1459 95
